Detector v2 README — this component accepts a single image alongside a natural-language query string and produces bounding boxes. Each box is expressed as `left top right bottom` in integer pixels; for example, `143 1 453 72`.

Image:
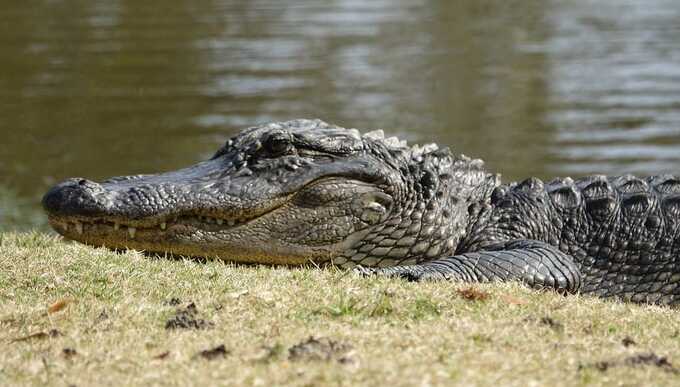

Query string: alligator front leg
356 240 582 293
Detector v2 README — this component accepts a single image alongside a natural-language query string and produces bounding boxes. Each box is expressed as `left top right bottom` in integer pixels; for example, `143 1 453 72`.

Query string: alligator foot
356 240 582 293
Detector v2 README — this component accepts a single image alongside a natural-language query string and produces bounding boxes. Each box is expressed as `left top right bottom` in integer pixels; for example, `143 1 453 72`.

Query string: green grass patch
2 232 680 386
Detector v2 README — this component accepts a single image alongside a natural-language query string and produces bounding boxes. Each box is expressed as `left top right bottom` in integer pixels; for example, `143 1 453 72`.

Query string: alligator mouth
47 213 259 240
44 175 301 241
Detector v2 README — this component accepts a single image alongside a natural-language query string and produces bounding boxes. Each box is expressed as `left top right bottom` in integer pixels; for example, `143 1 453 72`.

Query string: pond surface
2 0 680 230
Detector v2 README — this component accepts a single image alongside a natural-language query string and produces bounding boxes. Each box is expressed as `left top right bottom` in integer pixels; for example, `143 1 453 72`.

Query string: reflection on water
1 0 680 229
545 0 680 174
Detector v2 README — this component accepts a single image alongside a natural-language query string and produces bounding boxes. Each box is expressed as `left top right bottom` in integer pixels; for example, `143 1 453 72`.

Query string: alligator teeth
63 216 253 235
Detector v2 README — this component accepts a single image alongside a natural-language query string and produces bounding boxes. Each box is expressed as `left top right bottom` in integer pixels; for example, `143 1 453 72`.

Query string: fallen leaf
457 287 490 301
153 351 170 360
48 299 71 314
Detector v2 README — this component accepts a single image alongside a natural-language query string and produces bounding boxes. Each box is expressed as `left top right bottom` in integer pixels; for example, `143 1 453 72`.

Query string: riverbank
2 232 679 386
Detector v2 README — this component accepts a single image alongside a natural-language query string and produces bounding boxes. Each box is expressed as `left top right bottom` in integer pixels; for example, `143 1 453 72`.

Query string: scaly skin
42 119 680 304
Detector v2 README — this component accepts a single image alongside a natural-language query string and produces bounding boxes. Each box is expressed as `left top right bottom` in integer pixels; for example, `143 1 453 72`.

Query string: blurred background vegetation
1 0 680 231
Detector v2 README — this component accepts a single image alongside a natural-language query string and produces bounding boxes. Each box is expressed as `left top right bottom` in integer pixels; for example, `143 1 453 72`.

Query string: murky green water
2 0 680 230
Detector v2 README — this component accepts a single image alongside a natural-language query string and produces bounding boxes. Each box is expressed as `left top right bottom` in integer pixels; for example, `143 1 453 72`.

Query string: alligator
42 119 680 305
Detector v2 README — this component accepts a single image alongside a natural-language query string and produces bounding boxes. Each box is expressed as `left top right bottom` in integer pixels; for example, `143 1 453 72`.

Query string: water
2 0 680 230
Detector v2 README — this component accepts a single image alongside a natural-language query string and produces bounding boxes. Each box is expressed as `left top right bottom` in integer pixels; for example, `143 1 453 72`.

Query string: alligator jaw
44 189 298 262
44 207 323 264
47 213 256 240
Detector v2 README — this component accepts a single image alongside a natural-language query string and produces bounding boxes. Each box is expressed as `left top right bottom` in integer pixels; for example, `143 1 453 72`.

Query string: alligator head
43 119 497 267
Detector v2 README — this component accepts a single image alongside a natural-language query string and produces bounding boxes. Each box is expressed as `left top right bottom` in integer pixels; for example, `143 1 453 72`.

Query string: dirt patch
621 336 636 347
540 316 564 332
164 298 182 306
581 352 678 374
626 353 676 372
165 302 213 330
196 345 229 360
85 309 112 334
62 348 77 359
94 310 109 323
288 336 353 363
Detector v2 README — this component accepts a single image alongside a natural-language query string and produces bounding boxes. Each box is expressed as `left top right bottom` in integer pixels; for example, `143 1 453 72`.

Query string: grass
2 232 680 386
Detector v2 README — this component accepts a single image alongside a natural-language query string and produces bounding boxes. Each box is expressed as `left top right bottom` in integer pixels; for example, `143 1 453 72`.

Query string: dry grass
2 232 680 386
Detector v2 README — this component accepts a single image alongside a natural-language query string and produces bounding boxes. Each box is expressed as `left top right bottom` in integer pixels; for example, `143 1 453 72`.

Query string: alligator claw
385 268 426 282
386 268 448 282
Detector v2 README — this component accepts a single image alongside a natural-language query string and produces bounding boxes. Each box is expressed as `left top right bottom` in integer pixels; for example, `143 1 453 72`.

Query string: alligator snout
42 178 108 218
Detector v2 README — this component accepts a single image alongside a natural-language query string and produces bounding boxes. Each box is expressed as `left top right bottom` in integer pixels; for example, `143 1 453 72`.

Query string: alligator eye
263 133 293 156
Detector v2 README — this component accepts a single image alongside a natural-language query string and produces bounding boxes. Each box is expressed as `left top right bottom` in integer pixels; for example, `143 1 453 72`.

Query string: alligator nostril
42 178 107 217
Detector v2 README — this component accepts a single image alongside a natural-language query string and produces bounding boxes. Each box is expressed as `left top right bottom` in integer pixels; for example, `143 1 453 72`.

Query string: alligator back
464 174 680 304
